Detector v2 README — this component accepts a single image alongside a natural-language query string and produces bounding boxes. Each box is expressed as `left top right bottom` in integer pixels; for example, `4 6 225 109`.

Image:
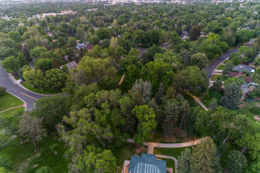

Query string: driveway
0 65 45 111
206 39 255 77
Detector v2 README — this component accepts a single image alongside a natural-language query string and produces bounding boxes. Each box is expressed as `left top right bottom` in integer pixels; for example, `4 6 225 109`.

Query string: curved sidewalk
0 105 25 114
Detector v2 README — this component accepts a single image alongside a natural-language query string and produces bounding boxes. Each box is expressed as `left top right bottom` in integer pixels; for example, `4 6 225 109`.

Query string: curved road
206 39 255 77
0 65 45 111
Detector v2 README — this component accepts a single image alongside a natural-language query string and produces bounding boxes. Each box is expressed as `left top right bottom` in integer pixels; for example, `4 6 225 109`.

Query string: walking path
186 92 208 111
0 105 25 114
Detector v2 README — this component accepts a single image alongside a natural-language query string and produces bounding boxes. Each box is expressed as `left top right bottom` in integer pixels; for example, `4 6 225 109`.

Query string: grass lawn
154 147 192 172
0 92 24 112
212 75 225 81
216 65 225 70
159 158 175 173
240 101 260 120
0 107 25 118
223 60 231 64
22 82 61 95
0 134 68 173
201 94 211 107
14 76 20 80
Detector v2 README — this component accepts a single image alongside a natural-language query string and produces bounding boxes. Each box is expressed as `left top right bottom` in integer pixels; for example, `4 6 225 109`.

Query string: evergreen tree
148 99 160 121
191 137 216 173
208 98 217 111
211 155 222 173
190 25 198 41
79 48 84 59
177 148 192 173
51 58 60 69
172 74 183 94
22 45 31 61
179 101 190 134
162 101 179 137
155 82 165 105
131 79 153 104
68 48 76 62
221 83 240 110
17 53 28 68
164 86 176 100
212 80 222 90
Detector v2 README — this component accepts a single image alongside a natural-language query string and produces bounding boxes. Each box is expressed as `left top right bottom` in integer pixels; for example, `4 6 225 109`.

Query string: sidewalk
186 92 208 111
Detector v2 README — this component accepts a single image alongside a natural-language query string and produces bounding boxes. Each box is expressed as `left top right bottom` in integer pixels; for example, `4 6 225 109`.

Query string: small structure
233 64 255 73
123 153 167 173
182 31 188 37
63 61 78 70
77 43 86 50
241 83 250 96
86 45 93 51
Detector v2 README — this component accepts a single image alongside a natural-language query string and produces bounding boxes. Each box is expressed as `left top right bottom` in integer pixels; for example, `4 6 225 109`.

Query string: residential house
233 64 255 73
122 153 167 173
228 71 252 83
77 43 86 50
86 45 93 51
182 31 188 37
62 61 78 70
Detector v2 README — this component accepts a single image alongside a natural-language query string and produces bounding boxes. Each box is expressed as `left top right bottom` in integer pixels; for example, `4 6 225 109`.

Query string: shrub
0 155 13 169
49 143 58 152
36 166 54 173
249 107 260 115
0 87 6 96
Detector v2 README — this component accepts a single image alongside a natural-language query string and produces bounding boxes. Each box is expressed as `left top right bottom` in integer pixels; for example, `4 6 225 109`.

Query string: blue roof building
128 153 166 173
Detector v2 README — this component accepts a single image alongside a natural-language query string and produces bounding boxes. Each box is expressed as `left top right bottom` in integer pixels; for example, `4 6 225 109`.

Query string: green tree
75 145 116 173
191 53 209 70
17 53 28 68
95 28 111 40
225 150 247 173
191 137 216 173
45 69 67 90
208 98 218 111
132 105 157 145
163 101 179 137
221 83 240 110
1 56 19 72
155 82 165 105
29 46 47 60
245 162 260 173
222 61 233 76
189 25 199 41
0 167 12 173
177 148 192 173
131 79 152 104
172 74 183 94
51 57 59 69
89 35 99 45
22 45 31 61
212 80 222 90
179 101 190 134
18 113 47 152
67 37 77 47
8 31 21 42
35 58 52 72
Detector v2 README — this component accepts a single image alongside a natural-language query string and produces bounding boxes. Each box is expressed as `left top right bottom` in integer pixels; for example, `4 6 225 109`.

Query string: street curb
6 91 27 111
8 73 60 97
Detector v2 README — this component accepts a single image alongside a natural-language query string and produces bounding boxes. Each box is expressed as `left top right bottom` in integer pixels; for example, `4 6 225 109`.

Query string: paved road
206 39 255 77
0 65 45 111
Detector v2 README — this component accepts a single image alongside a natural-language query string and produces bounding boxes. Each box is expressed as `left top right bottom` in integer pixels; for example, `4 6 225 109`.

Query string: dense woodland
1 1 260 173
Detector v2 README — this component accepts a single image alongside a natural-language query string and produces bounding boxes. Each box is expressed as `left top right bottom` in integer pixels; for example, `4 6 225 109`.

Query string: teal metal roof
128 153 166 173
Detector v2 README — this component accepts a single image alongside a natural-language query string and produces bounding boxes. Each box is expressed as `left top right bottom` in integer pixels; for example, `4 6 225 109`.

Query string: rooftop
233 64 253 73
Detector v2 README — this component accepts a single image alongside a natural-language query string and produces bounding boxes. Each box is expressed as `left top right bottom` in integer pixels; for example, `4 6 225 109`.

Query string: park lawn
22 82 61 95
0 134 68 173
0 107 25 118
240 101 260 120
217 65 225 70
0 92 24 112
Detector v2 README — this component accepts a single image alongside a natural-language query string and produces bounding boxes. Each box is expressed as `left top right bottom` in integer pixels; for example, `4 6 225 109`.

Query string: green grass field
212 75 225 81
223 60 231 64
22 82 61 95
0 107 25 118
240 101 260 120
0 134 69 173
216 65 225 70
0 92 24 112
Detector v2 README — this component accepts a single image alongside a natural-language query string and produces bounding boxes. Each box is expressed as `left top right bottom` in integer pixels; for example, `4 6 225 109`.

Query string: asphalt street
206 39 255 77
0 65 45 111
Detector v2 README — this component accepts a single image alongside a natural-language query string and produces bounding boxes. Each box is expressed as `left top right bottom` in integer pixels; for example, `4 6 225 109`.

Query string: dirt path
0 105 25 114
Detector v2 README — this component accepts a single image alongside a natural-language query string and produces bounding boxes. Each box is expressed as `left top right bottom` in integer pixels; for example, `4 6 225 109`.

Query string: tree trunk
223 134 230 144
30 132 38 152
19 136 24 144
241 147 247 154
41 87 43 91
179 116 184 134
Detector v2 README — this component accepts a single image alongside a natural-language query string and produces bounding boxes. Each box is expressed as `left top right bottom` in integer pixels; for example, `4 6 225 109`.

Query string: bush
36 166 54 173
250 107 260 114
49 143 58 152
249 89 260 99
209 88 223 104
0 86 7 96
0 155 13 169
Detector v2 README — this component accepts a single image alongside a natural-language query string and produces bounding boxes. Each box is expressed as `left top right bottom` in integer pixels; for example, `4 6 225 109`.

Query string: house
233 64 255 73
123 153 167 173
182 31 188 36
86 45 93 51
62 61 78 70
228 71 252 83
77 43 86 50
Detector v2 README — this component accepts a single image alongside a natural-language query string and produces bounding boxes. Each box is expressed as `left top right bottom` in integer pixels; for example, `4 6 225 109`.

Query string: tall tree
221 83 240 110
222 61 233 76
172 74 183 94
179 101 190 134
75 145 116 173
22 45 31 61
155 82 165 105
225 150 247 173
191 53 209 70
18 113 47 152
177 148 192 173
131 79 153 104
132 105 157 145
191 137 216 173
162 101 179 137
51 57 59 69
